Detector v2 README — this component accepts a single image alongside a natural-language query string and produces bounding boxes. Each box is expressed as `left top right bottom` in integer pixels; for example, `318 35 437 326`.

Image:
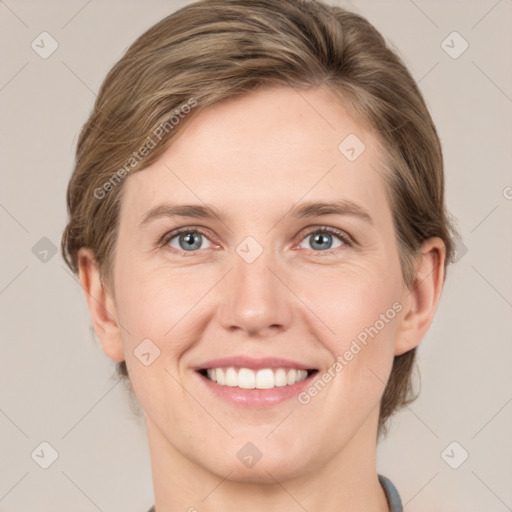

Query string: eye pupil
180 232 202 251
311 232 332 250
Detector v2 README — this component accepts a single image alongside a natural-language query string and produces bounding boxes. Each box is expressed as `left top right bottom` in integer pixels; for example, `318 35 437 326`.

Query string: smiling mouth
198 367 318 390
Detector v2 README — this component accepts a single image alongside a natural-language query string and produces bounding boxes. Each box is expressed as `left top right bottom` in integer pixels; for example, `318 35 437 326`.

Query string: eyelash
159 226 354 256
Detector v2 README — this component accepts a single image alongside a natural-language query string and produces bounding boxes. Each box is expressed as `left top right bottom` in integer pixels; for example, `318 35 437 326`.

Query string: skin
78 86 446 512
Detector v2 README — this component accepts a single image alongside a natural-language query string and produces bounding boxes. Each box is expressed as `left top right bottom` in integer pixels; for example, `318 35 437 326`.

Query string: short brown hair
61 0 456 434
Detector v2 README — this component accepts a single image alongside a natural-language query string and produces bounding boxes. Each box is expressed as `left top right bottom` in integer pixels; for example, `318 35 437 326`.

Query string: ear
394 237 446 356
77 248 125 363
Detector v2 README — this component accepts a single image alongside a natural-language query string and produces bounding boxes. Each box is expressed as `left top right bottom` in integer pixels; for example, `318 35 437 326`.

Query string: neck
146 408 389 512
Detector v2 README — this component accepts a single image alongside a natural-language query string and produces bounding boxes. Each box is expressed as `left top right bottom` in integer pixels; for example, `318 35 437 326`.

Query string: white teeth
216 368 225 385
225 367 238 386
286 369 297 385
203 367 309 389
274 368 288 387
255 369 274 389
238 368 256 389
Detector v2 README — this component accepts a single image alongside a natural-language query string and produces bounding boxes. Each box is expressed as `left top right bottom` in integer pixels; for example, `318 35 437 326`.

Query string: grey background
1 0 511 511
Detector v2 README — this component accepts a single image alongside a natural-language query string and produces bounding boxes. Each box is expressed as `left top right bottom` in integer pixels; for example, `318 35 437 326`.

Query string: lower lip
197 371 315 407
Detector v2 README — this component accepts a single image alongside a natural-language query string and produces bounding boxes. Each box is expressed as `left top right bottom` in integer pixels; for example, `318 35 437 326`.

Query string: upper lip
195 356 317 371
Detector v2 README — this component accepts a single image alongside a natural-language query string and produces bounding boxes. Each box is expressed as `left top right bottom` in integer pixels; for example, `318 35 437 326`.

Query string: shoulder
378 474 403 512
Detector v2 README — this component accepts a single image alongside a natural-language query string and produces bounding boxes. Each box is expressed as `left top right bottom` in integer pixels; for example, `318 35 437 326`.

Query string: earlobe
394 237 446 356
77 248 125 363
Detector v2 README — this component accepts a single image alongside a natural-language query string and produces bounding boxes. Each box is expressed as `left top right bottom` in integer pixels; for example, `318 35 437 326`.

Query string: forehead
121 86 390 225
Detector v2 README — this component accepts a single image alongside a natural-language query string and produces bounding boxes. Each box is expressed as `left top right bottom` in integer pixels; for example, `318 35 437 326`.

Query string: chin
198 441 315 484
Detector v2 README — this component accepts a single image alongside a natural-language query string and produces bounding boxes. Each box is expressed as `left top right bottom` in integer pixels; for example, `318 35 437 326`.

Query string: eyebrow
140 199 373 227
140 203 225 227
290 200 373 224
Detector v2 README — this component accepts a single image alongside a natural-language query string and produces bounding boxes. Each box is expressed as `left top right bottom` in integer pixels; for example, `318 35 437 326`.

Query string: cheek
114 253 193 332
295 259 401 397
112 257 217 375
295 256 402 340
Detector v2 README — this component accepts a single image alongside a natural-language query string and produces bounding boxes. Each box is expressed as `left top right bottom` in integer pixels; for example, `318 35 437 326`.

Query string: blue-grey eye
168 230 212 251
299 230 345 251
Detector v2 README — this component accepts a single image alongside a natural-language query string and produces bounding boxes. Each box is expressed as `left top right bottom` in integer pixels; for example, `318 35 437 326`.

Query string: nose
217 246 293 337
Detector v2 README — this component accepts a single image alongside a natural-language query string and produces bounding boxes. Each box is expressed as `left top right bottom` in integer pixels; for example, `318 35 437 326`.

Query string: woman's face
109 86 413 481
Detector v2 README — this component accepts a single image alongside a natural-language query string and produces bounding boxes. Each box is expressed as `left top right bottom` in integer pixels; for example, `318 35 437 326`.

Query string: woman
61 1 455 510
